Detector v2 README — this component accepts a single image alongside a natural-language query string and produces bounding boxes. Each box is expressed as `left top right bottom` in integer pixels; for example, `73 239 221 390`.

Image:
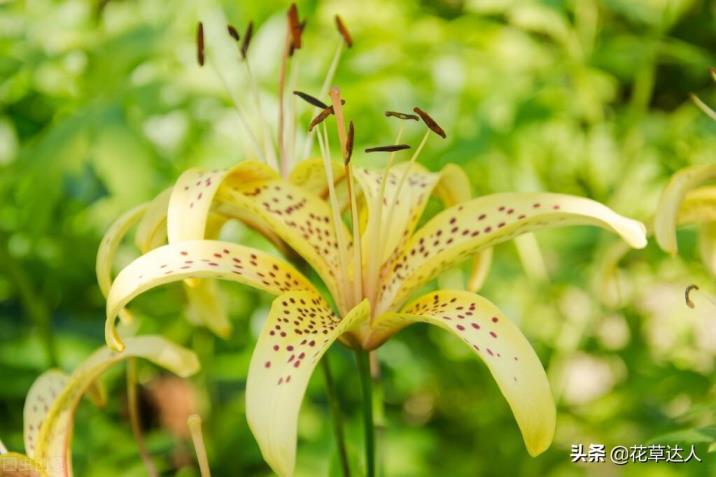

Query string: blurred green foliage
2 0 716 475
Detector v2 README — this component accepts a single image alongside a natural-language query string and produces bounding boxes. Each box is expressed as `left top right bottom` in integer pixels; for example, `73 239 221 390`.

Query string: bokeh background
2 0 716 475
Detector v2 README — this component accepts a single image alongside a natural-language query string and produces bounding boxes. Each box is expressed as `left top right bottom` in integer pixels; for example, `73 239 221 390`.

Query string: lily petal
288 158 346 200
167 161 277 243
24 370 69 458
134 188 172 253
677 185 716 226
214 176 353 310
105 240 315 350
698 222 716 276
467 248 493 292
0 452 46 477
433 164 493 292
367 290 555 456
25 336 199 477
654 164 716 255
379 192 647 312
246 292 369 477
96 204 149 325
133 187 235 336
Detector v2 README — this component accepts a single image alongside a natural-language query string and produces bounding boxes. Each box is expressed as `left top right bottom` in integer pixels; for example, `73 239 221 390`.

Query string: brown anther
413 106 446 138
685 284 699 309
240 21 254 59
196 22 205 66
308 100 345 131
293 91 328 109
345 121 355 164
335 15 353 48
385 110 419 121
288 21 306 57
227 24 240 42
288 4 302 50
309 106 334 131
365 144 411 153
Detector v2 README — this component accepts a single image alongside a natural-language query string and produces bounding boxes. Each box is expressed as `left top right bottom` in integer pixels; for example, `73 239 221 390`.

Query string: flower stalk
321 356 352 477
355 350 376 477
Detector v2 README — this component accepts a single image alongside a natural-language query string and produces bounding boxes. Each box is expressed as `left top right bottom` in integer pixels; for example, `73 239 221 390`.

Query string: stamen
204 36 265 163
233 20 278 169
413 106 446 138
345 120 355 164
277 29 291 176
380 129 431 280
308 101 345 131
293 90 329 109
127 358 159 477
187 414 212 477
330 88 363 306
317 122 351 312
288 4 302 50
240 21 253 59
385 111 419 121
227 24 240 41
335 15 353 48
301 27 347 159
365 144 411 153
288 21 306 57
364 124 405 314
196 22 205 66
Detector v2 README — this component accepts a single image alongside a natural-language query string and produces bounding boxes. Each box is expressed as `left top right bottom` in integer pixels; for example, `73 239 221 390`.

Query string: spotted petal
214 176 353 310
246 292 369 477
24 336 199 477
23 371 69 458
379 193 647 312
432 164 493 292
96 204 148 325
0 453 46 477
167 161 278 243
654 164 716 255
105 240 315 350
367 290 555 456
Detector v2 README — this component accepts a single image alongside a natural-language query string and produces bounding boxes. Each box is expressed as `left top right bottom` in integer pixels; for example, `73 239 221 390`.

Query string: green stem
355 350 375 477
321 356 351 477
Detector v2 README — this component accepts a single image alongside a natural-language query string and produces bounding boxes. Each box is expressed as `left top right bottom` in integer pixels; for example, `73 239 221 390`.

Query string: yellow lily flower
655 74 716 275
99 7 648 476
654 166 716 275
0 337 199 477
